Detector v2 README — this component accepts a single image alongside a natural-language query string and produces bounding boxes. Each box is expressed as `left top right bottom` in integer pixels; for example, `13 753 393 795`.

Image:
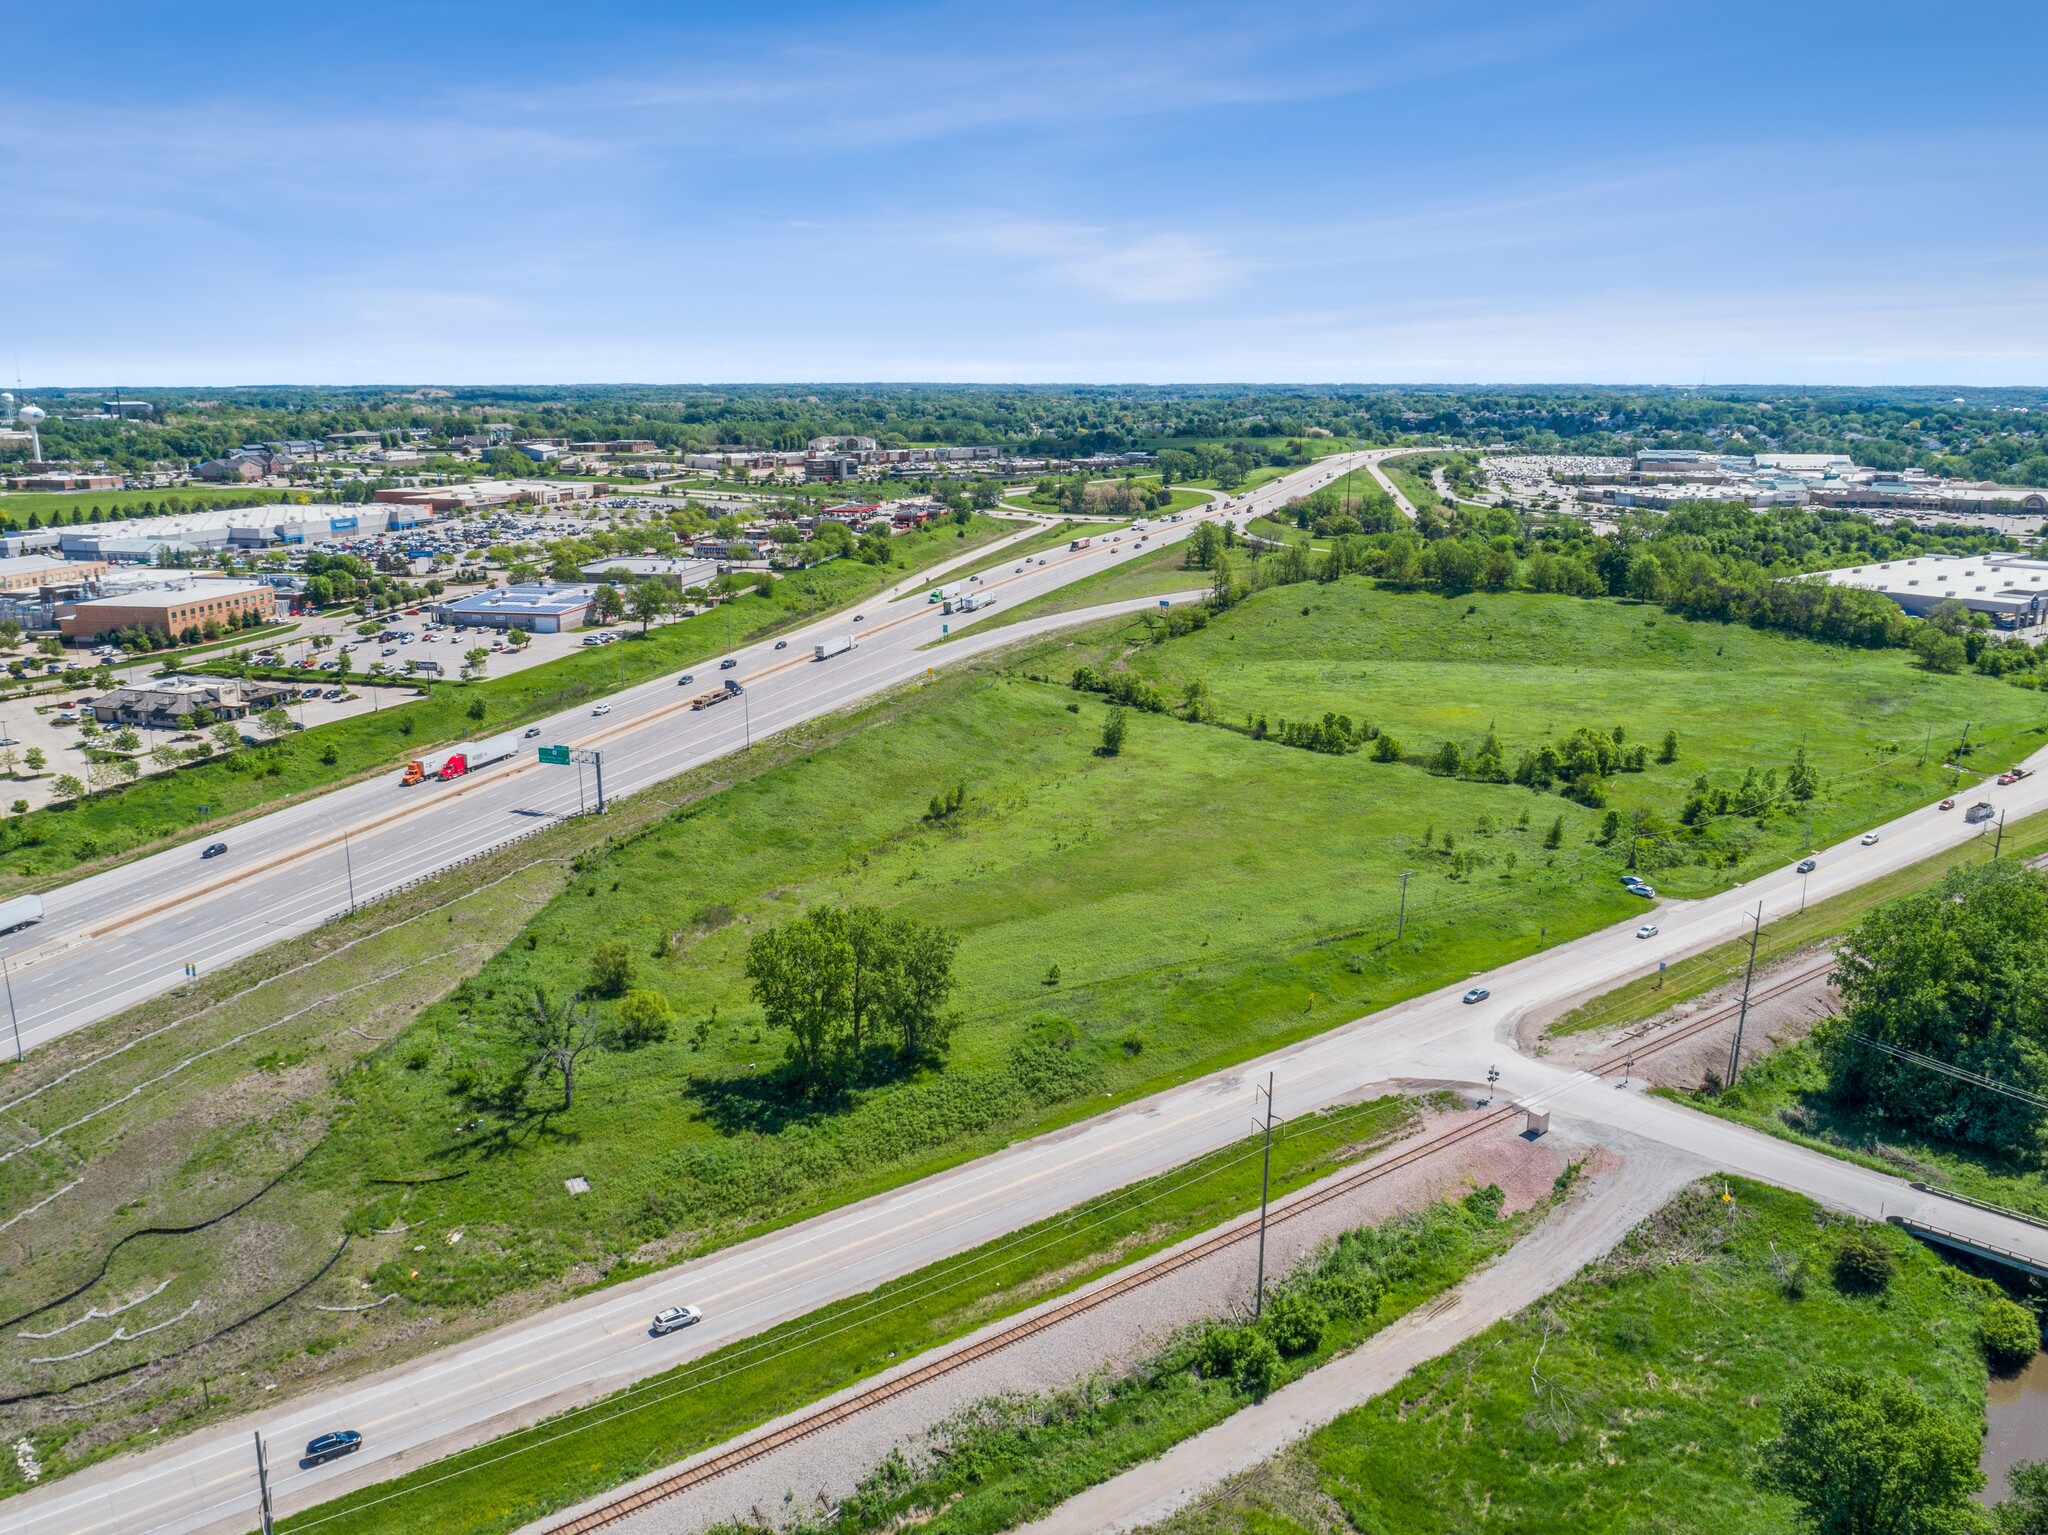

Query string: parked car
1860 831 1880 846
201 842 228 860
1461 987 1490 1005
1796 858 1817 874
650 1304 702 1335
1629 883 1656 899
303 1430 362 1465
1636 924 1659 939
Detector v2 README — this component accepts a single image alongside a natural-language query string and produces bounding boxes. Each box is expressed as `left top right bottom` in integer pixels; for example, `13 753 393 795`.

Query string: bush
1262 1291 1328 1356
1234 1330 1282 1397
1313 1269 1384 1321
612 989 674 1049
586 939 635 999
1830 1229 1896 1294
1982 1296 2040 1372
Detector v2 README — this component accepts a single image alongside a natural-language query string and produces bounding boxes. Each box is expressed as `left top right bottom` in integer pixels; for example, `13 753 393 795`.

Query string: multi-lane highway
0 453 1381 1055
12 447 2043 1535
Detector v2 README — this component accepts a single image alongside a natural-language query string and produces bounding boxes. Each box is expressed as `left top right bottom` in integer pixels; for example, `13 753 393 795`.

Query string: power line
1841 1030 2048 1112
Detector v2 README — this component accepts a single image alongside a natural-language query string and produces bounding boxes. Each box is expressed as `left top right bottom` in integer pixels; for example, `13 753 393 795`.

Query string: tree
627 580 673 633
1754 1367 1985 1535
1100 707 1128 757
23 747 44 774
1820 863 2048 1155
150 744 180 772
880 917 960 1063
1544 815 1565 849
508 627 533 650
463 646 490 679
1997 1459 2048 1534
211 722 242 753
1912 625 1968 674
112 728 140 754
744 909 850 1085
587 939 635 999
1658 729 1679 764
519 989 607 1113
51 773 84 802
258 706 292 739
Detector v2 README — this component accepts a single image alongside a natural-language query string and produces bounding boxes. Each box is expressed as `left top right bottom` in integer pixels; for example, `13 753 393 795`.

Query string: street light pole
342 831 357 915
253 1432 274 1535
1395 870 1413 941
3 952 20 1061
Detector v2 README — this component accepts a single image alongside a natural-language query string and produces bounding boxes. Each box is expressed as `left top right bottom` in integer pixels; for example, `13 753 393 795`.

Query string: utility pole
592 748 606 813
342 831 357 915
1725 902 1764 1089
1395 870 1413 940
253 1432 274 1535
1995 808 2007 860
1252 1073 1276 1321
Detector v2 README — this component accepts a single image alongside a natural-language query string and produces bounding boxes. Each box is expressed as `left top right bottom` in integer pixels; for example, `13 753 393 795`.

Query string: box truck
0 893 44 934
814 635 855 661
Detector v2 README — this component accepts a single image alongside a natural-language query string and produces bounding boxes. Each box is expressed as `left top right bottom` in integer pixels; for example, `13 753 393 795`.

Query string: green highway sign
538 744 570 765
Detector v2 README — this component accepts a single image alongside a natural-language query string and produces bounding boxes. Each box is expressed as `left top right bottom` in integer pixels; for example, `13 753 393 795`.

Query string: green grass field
270 1097 1418 1535
1157 1180 2000 1535
953 539 1204 634
1378 453 1445 513
0 486 308 524
0 517 1007 894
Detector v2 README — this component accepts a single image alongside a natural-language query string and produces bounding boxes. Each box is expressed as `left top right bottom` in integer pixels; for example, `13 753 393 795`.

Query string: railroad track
1584 949 1837 1077
539 1100 1523 1534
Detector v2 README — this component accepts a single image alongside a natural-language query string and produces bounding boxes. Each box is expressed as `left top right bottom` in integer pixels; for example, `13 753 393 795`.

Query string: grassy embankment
1552 807 2048 1039
275 1097 1421 1535
896 519 1114 595
1377 452 1446 514
1152 1179 2001 1535
5 578 2039 1478
0 516 1007 894
952 539 1202 634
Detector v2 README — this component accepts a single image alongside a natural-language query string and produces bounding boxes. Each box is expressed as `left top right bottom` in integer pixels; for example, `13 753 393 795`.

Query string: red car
1998 773 2017 786
1940 798 1956 810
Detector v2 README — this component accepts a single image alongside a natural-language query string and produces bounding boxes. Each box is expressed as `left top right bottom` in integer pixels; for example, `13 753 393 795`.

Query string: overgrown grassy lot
1153 1180 2001 1535
957 539 1203 633
275 1096 1419 1535
4 573 2039 1485
0 516 1006 893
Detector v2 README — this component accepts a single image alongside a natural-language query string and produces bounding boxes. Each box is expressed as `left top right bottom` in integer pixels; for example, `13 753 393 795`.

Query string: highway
10 450 2045 1535
0 452 1378 1056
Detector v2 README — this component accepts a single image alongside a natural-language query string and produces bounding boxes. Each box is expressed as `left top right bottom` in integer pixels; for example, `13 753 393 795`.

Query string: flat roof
70 580 273 611
438 583 596 617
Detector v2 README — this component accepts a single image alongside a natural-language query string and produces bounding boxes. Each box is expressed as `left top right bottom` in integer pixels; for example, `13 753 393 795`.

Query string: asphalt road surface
14 452 2041 1535
0 452 1380 1057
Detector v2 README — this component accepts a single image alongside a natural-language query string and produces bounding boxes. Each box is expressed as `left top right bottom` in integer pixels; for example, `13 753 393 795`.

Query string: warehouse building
0 553 107 593
58 579 278 640
579 556 719 587
1812 553 2048 628
431 582 596 633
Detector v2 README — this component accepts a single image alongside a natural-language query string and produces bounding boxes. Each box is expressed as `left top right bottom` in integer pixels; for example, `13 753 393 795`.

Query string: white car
592 703 612 716
650 1305 702 1335
1636 924 1659 940
1860 832 1880 846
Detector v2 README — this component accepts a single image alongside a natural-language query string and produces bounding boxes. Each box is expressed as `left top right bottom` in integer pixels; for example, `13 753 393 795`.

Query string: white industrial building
1813 553 2048 628
0 502 437 561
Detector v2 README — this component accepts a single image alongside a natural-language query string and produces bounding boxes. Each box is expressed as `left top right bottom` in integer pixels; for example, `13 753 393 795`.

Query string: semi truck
401 732 519 786
926 583 962 605
814 635 854 661
0 893 44 934
1069 537 1092 551
690 679 745 711
942 594 986 615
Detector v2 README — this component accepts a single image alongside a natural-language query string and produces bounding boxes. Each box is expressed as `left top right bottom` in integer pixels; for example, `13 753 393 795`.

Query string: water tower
0 392 13 425
16 403 43 461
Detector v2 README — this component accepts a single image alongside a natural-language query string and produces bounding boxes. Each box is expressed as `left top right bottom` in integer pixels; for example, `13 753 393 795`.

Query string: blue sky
5 0 2045 385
